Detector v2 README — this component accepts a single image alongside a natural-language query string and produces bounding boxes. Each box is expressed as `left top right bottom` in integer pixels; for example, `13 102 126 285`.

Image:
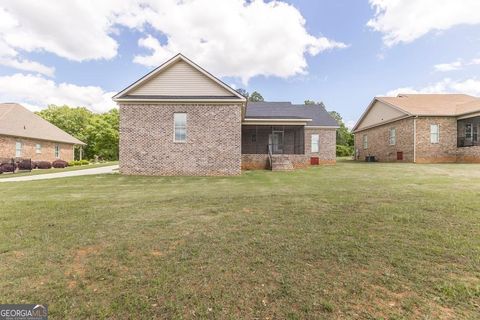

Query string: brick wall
305 128 337 164
354 118 415 162
0 135 74 161
241 154 309 169
414 117 457 163
119 103 242 176
354 116 480 163
457 146 480 163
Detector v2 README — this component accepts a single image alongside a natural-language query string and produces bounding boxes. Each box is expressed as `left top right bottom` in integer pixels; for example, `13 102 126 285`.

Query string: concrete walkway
0 165 119 182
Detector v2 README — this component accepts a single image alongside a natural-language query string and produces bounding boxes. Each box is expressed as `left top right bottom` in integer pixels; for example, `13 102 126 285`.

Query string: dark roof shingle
245 102 339 127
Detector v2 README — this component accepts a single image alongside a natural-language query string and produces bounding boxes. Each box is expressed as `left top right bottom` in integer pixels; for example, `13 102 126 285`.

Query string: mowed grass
1 160 479 319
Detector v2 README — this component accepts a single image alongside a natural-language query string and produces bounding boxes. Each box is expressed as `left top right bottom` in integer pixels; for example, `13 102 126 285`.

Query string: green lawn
0 161 118 179
1 160 479 319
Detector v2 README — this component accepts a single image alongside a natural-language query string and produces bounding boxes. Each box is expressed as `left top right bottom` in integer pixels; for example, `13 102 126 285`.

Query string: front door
268 131 284 154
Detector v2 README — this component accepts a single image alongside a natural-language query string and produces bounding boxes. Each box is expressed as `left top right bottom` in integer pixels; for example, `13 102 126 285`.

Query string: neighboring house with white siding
114 53 338 176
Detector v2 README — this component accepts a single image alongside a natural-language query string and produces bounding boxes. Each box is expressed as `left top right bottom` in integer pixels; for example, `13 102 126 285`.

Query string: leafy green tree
328 111 354 150
249 91 264 102
36 105 119 160
236 89 264 102
236 88 249 99
304 100 316 105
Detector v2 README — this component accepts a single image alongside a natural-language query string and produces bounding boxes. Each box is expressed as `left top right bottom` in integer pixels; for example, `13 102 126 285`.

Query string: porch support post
255 125 258 154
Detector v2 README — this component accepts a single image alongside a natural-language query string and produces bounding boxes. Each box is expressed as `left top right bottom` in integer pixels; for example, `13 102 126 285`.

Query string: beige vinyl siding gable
356 101 408 131
129 60 233 97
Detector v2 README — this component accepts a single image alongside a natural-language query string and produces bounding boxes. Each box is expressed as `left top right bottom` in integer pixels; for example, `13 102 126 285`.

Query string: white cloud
0 0 346 83
386 78 480 97
434 57 480 72
367 0 480 46
133 0 347 83
0 57 54 77
0 73 116 113
434 60 463 72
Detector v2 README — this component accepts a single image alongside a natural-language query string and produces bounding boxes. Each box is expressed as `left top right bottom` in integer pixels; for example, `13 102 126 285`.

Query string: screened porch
457 117 480 147
241 125 305 154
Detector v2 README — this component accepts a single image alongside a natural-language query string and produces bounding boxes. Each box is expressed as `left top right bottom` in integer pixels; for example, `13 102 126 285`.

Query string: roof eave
114 98 245 103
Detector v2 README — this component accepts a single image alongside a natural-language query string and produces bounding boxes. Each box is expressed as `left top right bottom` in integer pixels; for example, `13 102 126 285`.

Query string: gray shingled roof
0 103 86 145
245 102 339 127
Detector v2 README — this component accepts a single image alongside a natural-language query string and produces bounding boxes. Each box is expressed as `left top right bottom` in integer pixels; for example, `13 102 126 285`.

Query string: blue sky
0 0 480 128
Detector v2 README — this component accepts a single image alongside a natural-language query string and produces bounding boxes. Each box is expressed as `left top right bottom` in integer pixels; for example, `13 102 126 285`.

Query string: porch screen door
269 131 283 153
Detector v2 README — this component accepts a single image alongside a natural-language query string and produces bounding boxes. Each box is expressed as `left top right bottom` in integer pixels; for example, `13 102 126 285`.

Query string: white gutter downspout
413 116 418 163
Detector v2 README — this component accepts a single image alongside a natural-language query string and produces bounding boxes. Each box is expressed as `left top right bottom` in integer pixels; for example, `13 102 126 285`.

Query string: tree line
36 106 119 161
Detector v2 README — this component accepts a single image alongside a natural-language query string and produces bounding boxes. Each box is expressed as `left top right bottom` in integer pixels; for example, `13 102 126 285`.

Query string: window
54 144 60 158
389 128 396 145
36 144 42 154
465 123 473 140
474 125 478 142
15 141 22 157
363 135 368 149
311 134 319 153
430 124 440 144
251 133 256 143
174 113 187 142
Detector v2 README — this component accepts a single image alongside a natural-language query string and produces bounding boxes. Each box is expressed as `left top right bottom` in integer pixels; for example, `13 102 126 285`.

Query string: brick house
352 94 480 163
0 103 85 162
113 54 338 176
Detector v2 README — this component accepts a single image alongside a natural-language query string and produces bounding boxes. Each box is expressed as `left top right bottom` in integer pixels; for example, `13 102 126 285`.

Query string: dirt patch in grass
65 244 103 288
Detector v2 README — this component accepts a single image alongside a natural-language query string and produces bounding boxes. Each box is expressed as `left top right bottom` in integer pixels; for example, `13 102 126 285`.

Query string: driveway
0 165 119 182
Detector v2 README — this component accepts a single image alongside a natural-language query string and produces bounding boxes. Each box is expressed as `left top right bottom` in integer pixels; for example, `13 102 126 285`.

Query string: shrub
31 161 38 169
68 161 75 167
52 159 68 168
17 160 33 170
80 160 90 165
336 145 354 157
0 163 15 173
37 161 52 169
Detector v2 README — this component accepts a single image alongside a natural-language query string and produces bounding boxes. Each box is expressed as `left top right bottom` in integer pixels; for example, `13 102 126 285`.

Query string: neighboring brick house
352 94 480 163
113 53 338 176
0 103 85 162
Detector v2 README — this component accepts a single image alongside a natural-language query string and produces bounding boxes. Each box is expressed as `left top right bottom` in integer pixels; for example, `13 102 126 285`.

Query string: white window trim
173 113 187 143
36 143 42 154
15 141 22 157
389 128 396 145
363 135 368 149
54 144 60 158
430 124 440 144
311 134 319 153
465 123 473 139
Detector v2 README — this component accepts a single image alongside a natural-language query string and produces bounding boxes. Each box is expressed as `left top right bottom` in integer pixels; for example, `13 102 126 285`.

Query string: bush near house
336 145 354 157
52 160 68 168
68 160 90 166
36 161 52 169
17 160 33 171
0 163 15 173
